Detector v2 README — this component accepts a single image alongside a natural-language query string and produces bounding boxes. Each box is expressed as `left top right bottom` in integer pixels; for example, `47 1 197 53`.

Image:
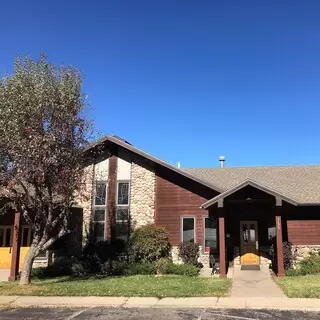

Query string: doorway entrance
240 221 259 265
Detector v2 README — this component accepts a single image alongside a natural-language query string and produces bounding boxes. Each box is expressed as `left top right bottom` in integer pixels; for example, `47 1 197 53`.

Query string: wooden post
107 154 117 241
9 212 21 281
219 208 226 278
275 205 285 277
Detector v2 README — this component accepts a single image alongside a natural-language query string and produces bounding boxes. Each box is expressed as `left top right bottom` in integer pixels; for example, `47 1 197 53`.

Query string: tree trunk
19 245 38 285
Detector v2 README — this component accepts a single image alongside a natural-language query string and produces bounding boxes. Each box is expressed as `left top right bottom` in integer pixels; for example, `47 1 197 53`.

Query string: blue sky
1 1 320 167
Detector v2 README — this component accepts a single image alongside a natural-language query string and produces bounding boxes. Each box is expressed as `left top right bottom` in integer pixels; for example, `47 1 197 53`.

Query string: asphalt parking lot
0 307 319 320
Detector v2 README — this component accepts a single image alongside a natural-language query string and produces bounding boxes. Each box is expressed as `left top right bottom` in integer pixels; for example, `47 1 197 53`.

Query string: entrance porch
201 180 297 278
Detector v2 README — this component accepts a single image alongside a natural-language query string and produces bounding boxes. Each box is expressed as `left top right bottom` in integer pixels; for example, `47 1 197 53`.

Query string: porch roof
185 165 320 205
200 179 299 209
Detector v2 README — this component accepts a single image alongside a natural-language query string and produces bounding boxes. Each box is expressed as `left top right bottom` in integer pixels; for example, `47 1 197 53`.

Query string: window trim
181 216 196 243
0 226 13 247
21 226 32 247
115 180 130 242
116 180 130 207
203 216 217 253
93 180 108 242
94 180 108 207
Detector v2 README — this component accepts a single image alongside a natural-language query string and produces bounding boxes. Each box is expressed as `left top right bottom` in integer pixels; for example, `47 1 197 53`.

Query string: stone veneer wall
171 246 182 264
171 246 210 266
130 160 156 229
76 163 94 245
292 245 320 266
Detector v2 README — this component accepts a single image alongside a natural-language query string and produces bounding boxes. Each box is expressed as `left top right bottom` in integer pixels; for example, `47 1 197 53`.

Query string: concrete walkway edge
0 296 319 311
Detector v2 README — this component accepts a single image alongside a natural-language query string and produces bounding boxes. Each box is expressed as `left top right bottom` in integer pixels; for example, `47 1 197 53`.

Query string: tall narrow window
182 217 195 242
93 181 107 242
204 217 217 252
116 181 130 242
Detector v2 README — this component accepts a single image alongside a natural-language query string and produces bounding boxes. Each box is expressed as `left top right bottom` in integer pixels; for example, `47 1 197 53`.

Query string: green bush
166 263 199 276
285 252 320 276
82 239 126 272
123 262 156 275
299 253 320 275
179 242 199 265
31 267 50 279
70 260 91 276
285 268 301 276
155 258 172 274
31 256 91 279
99 260 128 276
129 224 171 263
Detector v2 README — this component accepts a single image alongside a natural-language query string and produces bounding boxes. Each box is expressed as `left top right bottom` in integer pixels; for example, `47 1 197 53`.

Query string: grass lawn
275 275 320 298
0 275 231 298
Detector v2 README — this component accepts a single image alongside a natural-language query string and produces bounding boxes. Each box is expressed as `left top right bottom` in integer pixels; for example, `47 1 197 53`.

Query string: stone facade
292 245 320 266
233 246 241 265
129 160 156 229
171 246 182 264
75 163 94 245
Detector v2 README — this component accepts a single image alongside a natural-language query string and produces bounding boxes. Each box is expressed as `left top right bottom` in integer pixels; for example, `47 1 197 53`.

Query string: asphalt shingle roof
183 166 320 205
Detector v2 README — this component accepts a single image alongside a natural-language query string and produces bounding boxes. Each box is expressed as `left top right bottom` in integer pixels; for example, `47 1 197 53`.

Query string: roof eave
200 179 300 209
85 135 224 193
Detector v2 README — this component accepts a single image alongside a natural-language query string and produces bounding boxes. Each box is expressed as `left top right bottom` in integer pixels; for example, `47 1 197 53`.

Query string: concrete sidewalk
0 296 319 311
231 265 285 297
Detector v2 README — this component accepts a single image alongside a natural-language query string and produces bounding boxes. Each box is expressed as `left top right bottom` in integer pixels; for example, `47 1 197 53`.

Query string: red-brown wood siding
155 170 217 246
107 155 117 241
287 220 320 245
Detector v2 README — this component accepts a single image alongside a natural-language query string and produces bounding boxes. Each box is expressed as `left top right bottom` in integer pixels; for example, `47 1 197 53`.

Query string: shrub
81 239 126 272
166 263 199 276
299 252 320 275
123 262 156 275
283 241 294 270
31 256 93 279
129 224 171 263
70 260 91 276
155 258 172 275
31 267 50 279
285 268 301 276
47 256 77 276
179 242 199 265
99 260 128 276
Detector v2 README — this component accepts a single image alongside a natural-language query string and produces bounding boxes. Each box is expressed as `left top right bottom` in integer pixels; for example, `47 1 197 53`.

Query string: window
95 182 107 206
93 181 107 242
116 181 130 242
0 227 12 247
182 217 195 242
204 217 217 252
117 182 129 205
21 227 32 247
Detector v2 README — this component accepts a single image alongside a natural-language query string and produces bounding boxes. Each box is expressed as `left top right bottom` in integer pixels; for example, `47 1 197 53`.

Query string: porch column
9 211 21 281
275 203 285 277
218 205 226 278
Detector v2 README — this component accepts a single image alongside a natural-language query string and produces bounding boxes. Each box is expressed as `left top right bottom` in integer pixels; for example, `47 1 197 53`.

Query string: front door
240 221 259 265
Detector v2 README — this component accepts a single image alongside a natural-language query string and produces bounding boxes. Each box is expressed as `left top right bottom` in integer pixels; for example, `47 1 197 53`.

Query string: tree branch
42 227 69 251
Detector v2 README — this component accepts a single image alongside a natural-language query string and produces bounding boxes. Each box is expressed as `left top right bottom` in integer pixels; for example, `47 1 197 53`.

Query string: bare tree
0 54 92 284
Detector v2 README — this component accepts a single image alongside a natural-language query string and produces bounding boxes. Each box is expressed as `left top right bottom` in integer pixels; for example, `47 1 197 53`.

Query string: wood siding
287 220 320 245
107 155 117 241
155 169 217 246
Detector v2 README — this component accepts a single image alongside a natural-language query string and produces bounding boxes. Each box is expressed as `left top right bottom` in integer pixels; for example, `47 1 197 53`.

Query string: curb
0 296 319 311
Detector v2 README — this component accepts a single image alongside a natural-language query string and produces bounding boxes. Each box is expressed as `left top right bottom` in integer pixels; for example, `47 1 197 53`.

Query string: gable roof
184 166 320 205
86 135 320 206
85 135 224 193
200 179 299 209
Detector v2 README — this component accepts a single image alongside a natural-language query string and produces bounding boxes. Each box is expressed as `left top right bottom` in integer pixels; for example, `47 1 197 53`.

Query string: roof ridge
184 164 320 169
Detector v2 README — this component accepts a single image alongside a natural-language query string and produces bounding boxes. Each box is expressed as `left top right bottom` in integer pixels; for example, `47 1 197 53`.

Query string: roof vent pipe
219 156 225 168
177 161 181 168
